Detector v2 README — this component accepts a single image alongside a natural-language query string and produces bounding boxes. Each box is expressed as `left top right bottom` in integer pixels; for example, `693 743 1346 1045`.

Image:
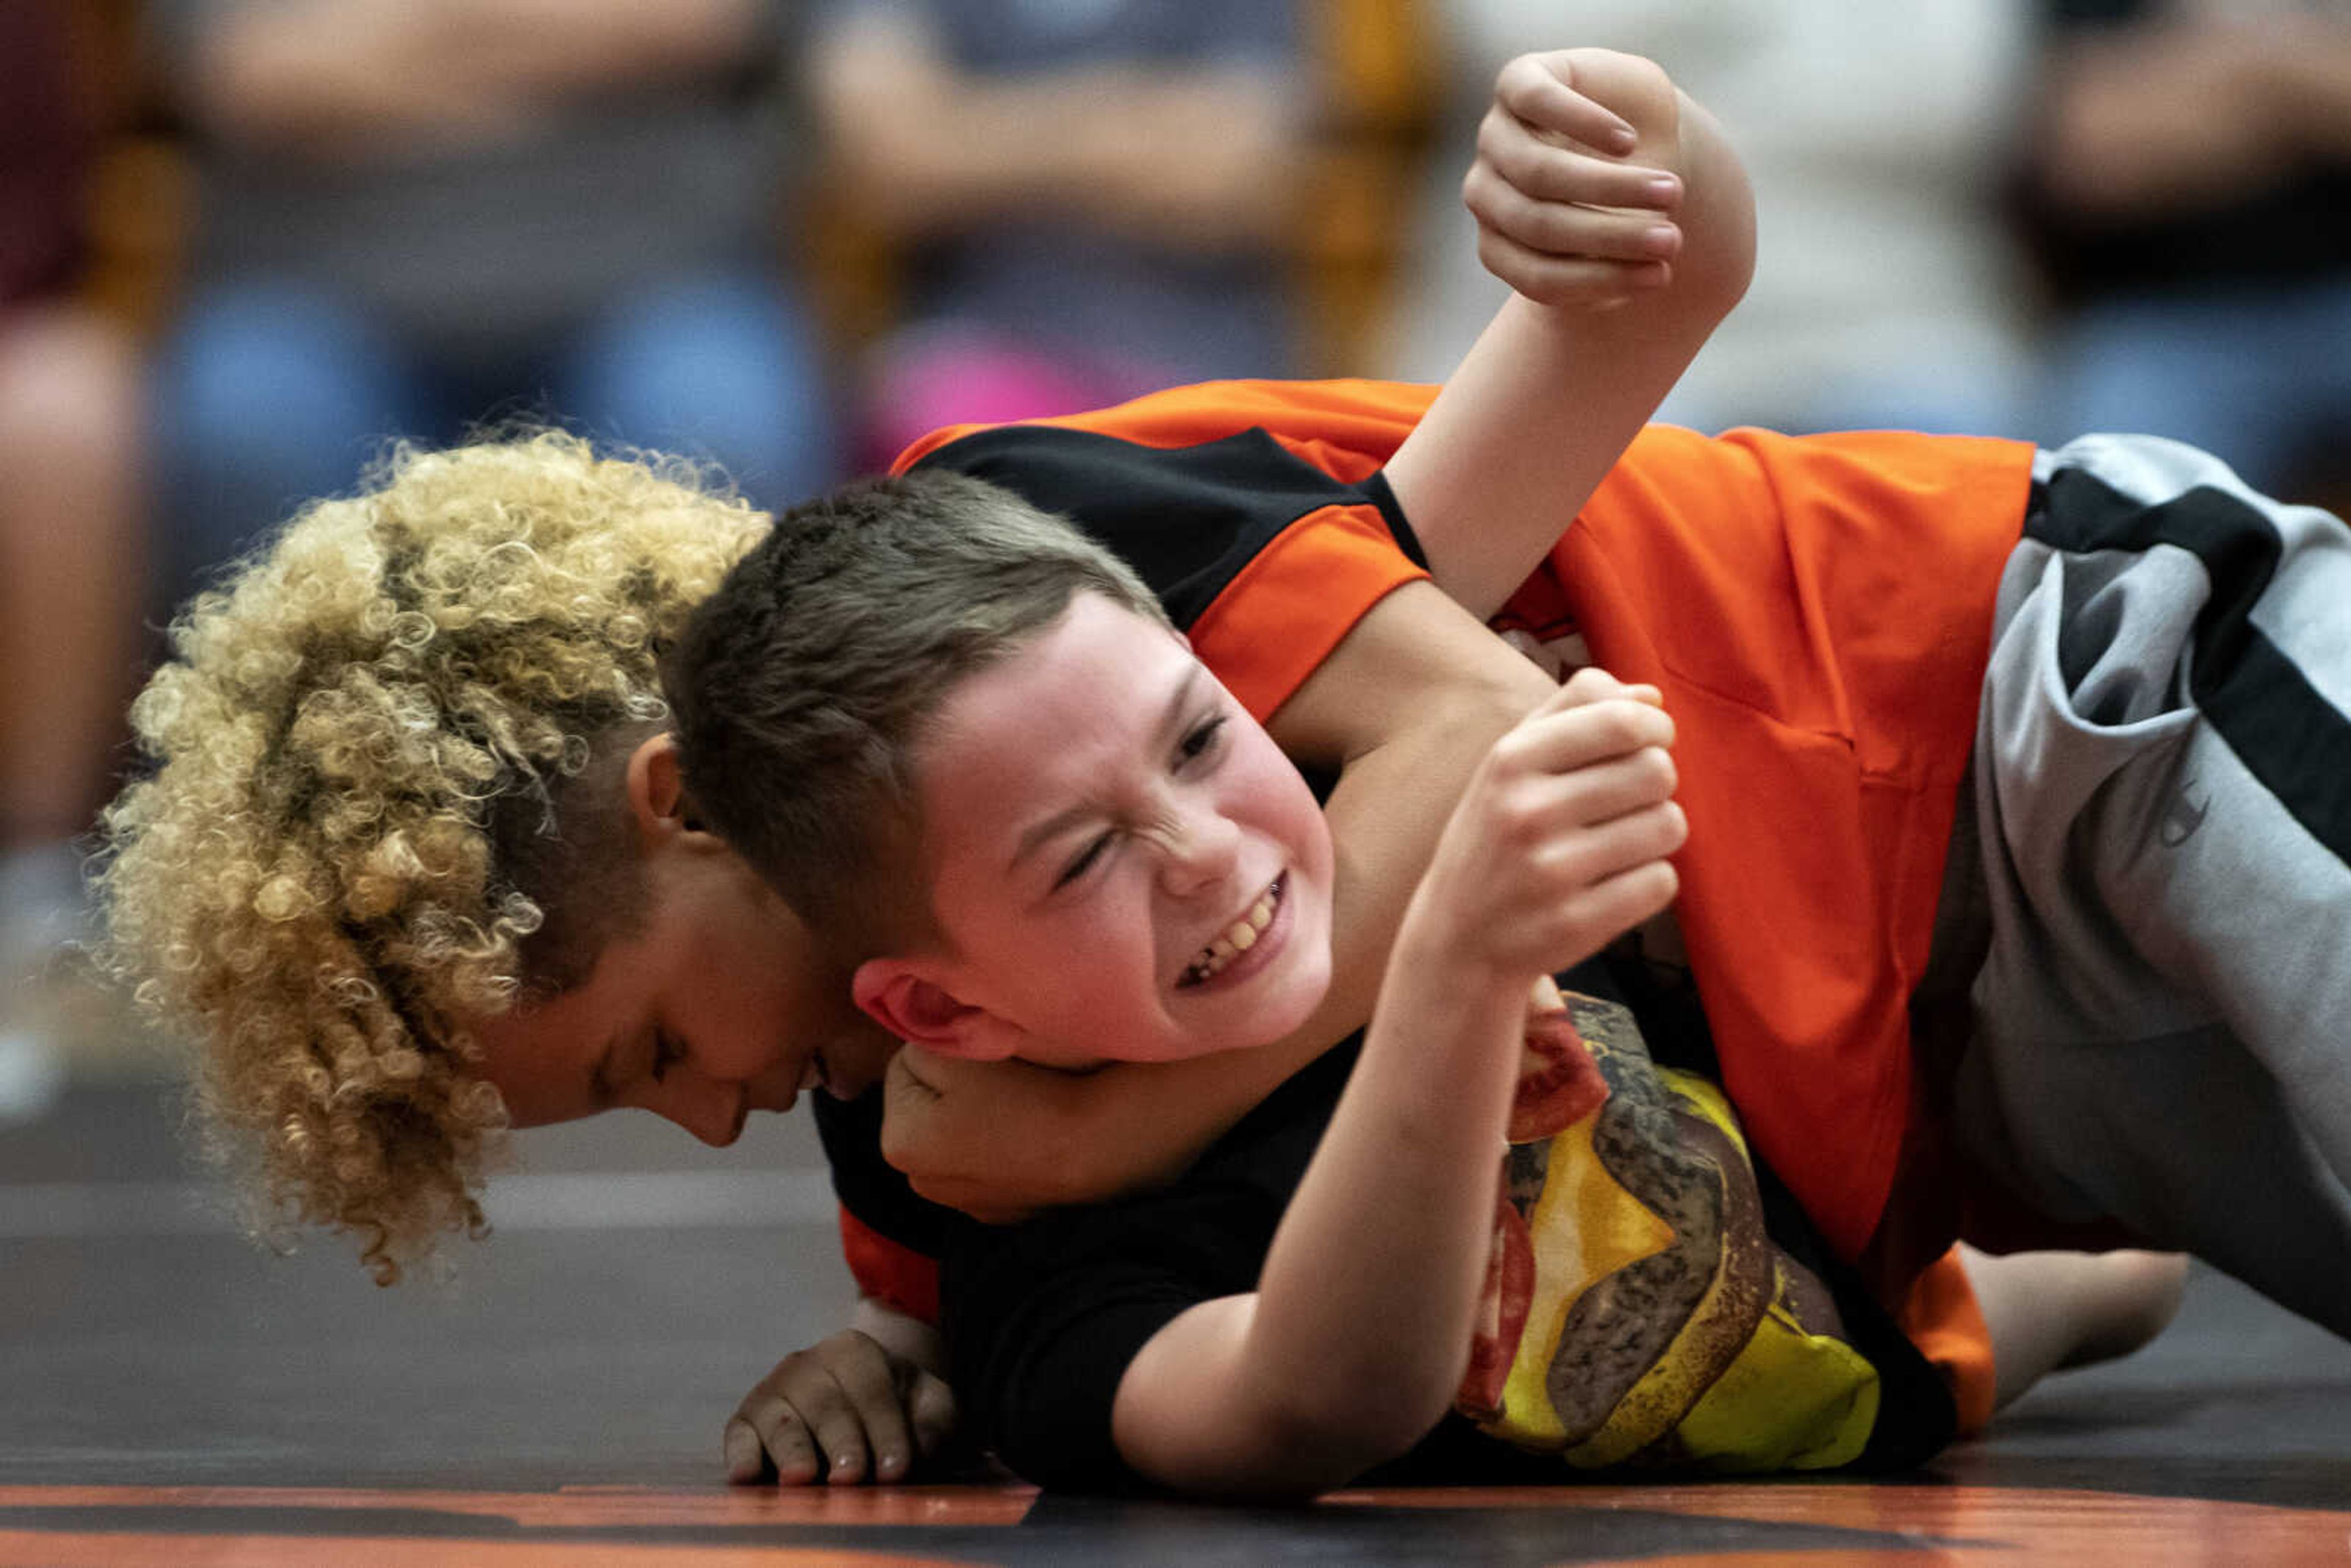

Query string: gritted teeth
1180 875 1284 987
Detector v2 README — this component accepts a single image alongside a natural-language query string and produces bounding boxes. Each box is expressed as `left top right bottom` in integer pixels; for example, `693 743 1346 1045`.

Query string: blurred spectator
1 2 149 1118
807 0 1311 465
150 0 839 593
2018 0 2351 493
1389 1 2041 439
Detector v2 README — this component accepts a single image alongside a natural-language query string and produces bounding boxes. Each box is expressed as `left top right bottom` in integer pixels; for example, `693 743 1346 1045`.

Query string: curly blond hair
96 432 768 1283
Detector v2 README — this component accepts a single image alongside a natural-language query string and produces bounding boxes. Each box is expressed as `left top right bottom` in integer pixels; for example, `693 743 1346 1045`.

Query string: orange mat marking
0 1539 969 1568
1334 1484 2351 1565
0 1484 1036 1529
6 1482 2349 1566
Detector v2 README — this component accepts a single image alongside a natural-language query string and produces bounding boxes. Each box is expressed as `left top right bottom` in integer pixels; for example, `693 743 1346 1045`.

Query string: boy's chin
1156 966 1336 1063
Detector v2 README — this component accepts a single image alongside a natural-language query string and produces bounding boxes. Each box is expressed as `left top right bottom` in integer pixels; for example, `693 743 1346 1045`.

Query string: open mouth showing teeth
1179 874 1285 988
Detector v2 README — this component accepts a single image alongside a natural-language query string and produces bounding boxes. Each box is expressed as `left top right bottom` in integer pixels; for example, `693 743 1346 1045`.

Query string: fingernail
1646 175 1681 204
1605 120 1637 152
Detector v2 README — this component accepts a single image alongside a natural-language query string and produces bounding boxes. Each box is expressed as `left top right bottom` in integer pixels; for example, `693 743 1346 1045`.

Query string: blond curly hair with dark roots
96 432 768 1283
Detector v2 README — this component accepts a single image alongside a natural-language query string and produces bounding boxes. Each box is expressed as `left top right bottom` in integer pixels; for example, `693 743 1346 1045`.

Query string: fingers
1472 48 1687 309
828 1332 920 1482
1469 762 1685 902
1555 851 1683 944
1453 812 1682 985
723 1331 920 1488
1528 747 1682 839
725 1391 819 1486
1505 798 1686 965
1501 680 1676 782
1472 214 1673 312
1493 51 1640 155
1465 132 1681 310
724 1414 783 1486
906 1370 959 1460
1532 797 1689 892
883 1046 1050 1224
887 1044 939 1093
1498 48 1681 149
1556 664 1662 708
1474 105 1682 212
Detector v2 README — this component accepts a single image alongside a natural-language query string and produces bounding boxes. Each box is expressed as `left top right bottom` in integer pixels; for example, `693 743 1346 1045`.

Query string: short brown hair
663 470 1166 958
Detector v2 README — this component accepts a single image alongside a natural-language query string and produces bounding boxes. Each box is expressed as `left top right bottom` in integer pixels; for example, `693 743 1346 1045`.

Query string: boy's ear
626 733 715 846
852 958 1022 1062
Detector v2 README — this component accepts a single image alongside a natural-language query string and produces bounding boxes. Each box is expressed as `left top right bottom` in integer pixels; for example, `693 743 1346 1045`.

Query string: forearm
1386 79 1753 619
1248 932 1528 1437
851 1295 948 1381
196 0 762 150
1114 946 1527 1496
2032 23 2331 215
2273 18 2351 163
888 1040 1314 1218
813 26 1295 245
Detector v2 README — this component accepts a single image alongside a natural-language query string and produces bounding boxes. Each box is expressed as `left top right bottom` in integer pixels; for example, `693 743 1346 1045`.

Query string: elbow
1672 190 1755 337
1250 1401 1448 1495
1119 1372 1455 1501
1700 211 1757 322
1668 92 1758 325
1237 1380 1456 1496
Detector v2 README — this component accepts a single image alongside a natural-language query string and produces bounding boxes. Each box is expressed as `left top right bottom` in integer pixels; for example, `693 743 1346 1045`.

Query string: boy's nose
662 1079 749 1147
1153 808 1241 896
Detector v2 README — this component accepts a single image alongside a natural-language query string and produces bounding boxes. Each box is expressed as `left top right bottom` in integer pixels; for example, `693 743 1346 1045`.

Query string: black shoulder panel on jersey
910 422 1408 630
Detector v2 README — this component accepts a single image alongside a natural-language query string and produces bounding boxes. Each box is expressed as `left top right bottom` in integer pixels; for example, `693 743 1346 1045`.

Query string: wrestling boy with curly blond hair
99 435 774 1279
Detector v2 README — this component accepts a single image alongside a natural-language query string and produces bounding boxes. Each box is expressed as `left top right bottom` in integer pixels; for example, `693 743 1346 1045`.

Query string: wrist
853 1297 947 1375
1384 898 1534 1017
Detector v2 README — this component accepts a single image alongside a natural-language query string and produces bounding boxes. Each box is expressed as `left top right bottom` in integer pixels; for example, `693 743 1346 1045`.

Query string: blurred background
3 0 2350 1480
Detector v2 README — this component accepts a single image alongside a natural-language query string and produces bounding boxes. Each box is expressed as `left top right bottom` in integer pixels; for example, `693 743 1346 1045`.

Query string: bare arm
1384 49 1755 620
808 12 1299 248
882 581 1559 1218
189 0 767 155
1111 672 1684 1496
2033 12 2351 219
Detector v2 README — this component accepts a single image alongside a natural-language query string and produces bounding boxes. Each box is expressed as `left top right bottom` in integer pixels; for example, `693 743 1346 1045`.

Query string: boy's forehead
923 598 1194 814
942 596 1179 729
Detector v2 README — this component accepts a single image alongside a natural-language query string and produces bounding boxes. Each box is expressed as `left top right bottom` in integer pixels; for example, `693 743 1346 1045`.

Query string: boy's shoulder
898 396 1439 726
892 378 1438 484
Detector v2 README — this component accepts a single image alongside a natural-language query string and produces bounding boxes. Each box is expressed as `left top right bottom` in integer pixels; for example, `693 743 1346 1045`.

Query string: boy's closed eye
1056 831 1115 890
1176 713 1228 765
650 1028 685 1084
1051 711 1233 890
